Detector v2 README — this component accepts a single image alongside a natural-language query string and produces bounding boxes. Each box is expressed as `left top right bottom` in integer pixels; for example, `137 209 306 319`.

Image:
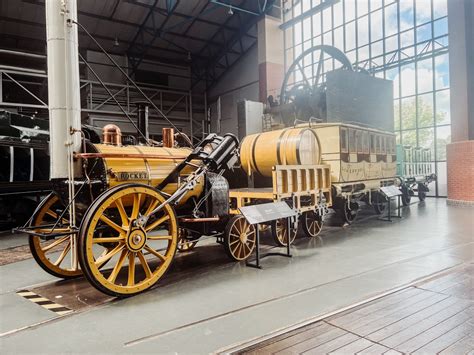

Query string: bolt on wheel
224 215 256 261
29 193 82 279
78 184 178 297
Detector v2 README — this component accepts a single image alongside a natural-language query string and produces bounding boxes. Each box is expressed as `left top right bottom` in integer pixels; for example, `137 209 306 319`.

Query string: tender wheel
29 193 82 279
271 218 297 246
224 215 256 261
177 228 198 252
401 185 412 206
372 192 387 215
78 184 178 297
418 184 427 201
301 211 323 238
338 199 359 225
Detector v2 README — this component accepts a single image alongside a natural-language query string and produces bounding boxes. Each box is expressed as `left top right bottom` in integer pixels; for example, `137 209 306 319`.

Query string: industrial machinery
396 145 436 205
17 0 240 297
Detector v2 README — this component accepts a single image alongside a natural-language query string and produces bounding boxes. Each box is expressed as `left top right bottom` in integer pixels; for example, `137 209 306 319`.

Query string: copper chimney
162 128 175 148
102 124 122 145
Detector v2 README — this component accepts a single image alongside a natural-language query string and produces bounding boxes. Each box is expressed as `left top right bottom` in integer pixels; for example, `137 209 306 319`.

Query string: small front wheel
372 192 387 215
224 215 256 261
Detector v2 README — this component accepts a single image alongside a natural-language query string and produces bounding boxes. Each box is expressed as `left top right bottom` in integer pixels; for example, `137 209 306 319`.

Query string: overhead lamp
187 52 192 61
114 37 119 47
228 7 233 15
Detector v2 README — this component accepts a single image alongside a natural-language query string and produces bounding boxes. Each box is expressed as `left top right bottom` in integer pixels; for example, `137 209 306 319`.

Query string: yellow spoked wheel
271 218 297 247
177 228 198 252
224 215 256 261
78 184 178 297
301 211 323 238
29 193 82 279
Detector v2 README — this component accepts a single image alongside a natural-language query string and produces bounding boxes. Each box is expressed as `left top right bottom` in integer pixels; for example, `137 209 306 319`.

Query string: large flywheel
278 45 352 124
78 184 178 297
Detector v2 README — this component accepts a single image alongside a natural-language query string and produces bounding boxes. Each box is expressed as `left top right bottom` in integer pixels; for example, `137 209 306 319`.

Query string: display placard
380 185 402 198
239 202 296 225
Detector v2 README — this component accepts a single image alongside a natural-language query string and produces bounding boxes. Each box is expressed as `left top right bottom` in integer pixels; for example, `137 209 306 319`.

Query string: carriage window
370 134 375 153
356 131 363 153
362 131 369 153
349 129 356 153
376 135 381 154
340 128 348 152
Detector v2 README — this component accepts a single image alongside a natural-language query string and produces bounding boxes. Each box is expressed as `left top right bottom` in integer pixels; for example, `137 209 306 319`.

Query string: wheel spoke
92 236 125 244
94 243 125 266
100 215 125 234
144 198 160 217
296 62 311 88
107 249 128 283
145 214 170 232
314 50 324 87
144 245 166 262
114 197 129 226
147 235 172 240
53 241 71 266
230 241 240 255
137 251 152 278
131 193 142 220
128 252 136 286
42 236 69 252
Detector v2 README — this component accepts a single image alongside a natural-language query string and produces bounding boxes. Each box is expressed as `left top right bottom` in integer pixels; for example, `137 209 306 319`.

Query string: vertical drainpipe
46 0 82 179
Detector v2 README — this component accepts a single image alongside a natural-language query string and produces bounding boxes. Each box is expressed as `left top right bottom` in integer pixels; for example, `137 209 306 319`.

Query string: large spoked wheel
339 199 359 225
301 211 323 238
224 215 256 261
401 185 412 206
29 193 82 279
418 184 427 201
372 192 387 215
78 184 178 297
271 218 297 247
177 228 198 252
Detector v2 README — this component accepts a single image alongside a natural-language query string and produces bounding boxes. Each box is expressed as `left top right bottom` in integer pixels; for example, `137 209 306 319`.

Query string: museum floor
0 199 472 353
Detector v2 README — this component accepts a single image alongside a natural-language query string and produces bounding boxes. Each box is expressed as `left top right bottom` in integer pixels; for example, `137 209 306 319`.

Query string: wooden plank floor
237 263 474 354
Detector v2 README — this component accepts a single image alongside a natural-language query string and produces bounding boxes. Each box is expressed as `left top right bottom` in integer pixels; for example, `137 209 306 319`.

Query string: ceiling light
114 37 119 47
228 7 233 15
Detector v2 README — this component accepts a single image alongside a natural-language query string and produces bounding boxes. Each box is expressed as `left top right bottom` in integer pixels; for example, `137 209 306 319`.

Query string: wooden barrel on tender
240 128 321 177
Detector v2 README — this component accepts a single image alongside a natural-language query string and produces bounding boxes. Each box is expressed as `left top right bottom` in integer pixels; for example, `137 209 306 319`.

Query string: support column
257 16 284 104
446 0 474 206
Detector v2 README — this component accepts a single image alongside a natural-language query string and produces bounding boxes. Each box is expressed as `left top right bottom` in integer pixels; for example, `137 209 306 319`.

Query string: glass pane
400 63 416 97
416 22 432 43
401 129 417 147
303 18 312 42
358 45 370 62
345 0 356 22
345 21 356 50
437 161 447 196
371 40 383 58
417 58 433 93
323 7 332 32
334 2 343 28
435 89 450 125
394 99 401 130
323 31 333 45
385 34 398 53
436 125 451 160
358 15 369 46
312 12 322 36
370 9 383 42
295 22 303 45
433 17 448 37
399 0 415 32
334 26 344 50
385 3 398 36
418 127 435 157
417 93 434 128
371 0 383 11
415 0 432 25
357 0 369 16
401 97 417 129
400 29 414 48
433 0 448 19
435 53 449 90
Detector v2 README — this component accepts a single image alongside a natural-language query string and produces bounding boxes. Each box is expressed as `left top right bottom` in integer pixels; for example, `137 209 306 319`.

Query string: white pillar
46 0 82 179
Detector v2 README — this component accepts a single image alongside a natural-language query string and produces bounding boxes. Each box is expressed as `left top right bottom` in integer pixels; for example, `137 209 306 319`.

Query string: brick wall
447 140 474 204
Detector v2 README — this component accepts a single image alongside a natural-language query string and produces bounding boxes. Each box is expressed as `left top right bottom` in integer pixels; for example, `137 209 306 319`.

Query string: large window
284 0 450 196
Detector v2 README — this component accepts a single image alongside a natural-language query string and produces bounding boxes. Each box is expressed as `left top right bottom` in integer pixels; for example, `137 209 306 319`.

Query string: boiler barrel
240 128 321 177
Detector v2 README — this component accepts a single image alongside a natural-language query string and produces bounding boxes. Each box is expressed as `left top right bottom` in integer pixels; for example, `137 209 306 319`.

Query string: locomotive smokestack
45 0 82 179
136 102 149 144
